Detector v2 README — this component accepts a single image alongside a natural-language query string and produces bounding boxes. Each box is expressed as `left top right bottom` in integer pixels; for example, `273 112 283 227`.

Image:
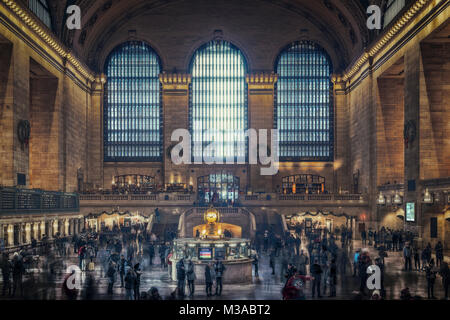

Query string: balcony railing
79 192 366 204
0 187 79 214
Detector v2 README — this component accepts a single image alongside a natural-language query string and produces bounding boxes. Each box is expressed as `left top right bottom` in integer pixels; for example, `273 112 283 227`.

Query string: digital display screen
215 247 225 260
199 248 212 260
406 202 415 222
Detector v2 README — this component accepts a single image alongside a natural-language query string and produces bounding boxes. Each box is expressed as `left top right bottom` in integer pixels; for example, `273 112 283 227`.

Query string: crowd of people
0 221 448 301
254 224 449 301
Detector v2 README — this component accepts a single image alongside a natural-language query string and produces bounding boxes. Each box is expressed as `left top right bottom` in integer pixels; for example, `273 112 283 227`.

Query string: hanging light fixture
423 188 433 204
377 191 385 205
393 192 403 205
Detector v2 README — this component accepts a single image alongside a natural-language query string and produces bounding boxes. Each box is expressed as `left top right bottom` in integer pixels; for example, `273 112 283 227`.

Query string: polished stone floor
0 240 447 300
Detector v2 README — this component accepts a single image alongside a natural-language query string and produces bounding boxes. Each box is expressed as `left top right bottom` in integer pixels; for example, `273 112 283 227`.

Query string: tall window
275 41 333 161
28 0 52 29
197 172 240 203
104 41 162 162
383 0 406 28
190 41 248 162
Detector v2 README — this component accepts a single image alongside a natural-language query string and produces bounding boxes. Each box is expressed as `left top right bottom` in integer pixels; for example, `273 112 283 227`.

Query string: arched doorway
197 172 240 204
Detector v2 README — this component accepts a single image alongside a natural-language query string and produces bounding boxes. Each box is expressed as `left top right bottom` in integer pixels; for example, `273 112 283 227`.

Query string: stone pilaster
89 75 105 189
246 72 278 193
404 43 421 236
159 73 192 186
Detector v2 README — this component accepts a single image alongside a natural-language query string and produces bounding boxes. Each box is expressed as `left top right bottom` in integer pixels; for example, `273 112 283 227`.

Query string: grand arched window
104 41 162 161
190 40 248 162
275 41 333 161
28 0 52 29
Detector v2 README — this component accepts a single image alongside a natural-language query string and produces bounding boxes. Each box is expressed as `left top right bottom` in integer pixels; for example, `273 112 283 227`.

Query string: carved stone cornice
159 73 192 92
1 0 95 82
246 72 278 95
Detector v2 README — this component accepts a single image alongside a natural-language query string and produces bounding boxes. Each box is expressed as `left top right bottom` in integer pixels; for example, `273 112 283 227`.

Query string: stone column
404 44 421 239
0 42 14 186
332 76 350 193
246 72 278 193
25 223 31 243
159 73 192 187
12 43 31 187
7 225 14 247
65 219 69 236
89 76 105 188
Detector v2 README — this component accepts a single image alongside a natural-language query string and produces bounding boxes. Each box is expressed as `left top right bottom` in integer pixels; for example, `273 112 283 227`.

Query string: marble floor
0 240 447 300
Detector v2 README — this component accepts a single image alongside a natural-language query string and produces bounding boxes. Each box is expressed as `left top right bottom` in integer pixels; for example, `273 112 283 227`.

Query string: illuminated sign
406 202 415 222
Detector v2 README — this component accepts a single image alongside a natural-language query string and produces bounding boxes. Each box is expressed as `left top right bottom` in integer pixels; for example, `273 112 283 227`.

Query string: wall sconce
434 191 441 204
423 188 433 204
377 191 385 205
393 192 403 205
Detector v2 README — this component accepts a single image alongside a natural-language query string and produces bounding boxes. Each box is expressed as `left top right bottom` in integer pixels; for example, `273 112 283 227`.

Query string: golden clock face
205 209 218 223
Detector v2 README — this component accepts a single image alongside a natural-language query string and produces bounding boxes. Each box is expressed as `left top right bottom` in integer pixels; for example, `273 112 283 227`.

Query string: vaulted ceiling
44 0 387 73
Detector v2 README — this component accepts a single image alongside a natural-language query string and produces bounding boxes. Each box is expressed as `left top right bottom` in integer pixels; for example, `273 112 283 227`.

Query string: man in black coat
176 258 186 297
214 260 226 296
205 263 213 297
310 258 323 298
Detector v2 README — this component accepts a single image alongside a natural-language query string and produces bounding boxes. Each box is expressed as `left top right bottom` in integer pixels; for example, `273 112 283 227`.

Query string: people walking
1 253 11 296
124 268 136 300
186 260 196 297
205 263 213 297
403 243 412 271
310 258 323 298
118 255 126 287
134 263 142 300
425 259 437 299
439 262 449 300
214 260 226 296
106 261 116 295
11 253 24 297
328 259 337 297
176 258 186 298
435 241 444 268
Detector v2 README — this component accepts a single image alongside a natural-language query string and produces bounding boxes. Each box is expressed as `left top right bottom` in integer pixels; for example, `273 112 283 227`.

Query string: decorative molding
159 73 191 92
246 72 278 85
1 0 96 82
341 0 432 82
246 72 278 94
